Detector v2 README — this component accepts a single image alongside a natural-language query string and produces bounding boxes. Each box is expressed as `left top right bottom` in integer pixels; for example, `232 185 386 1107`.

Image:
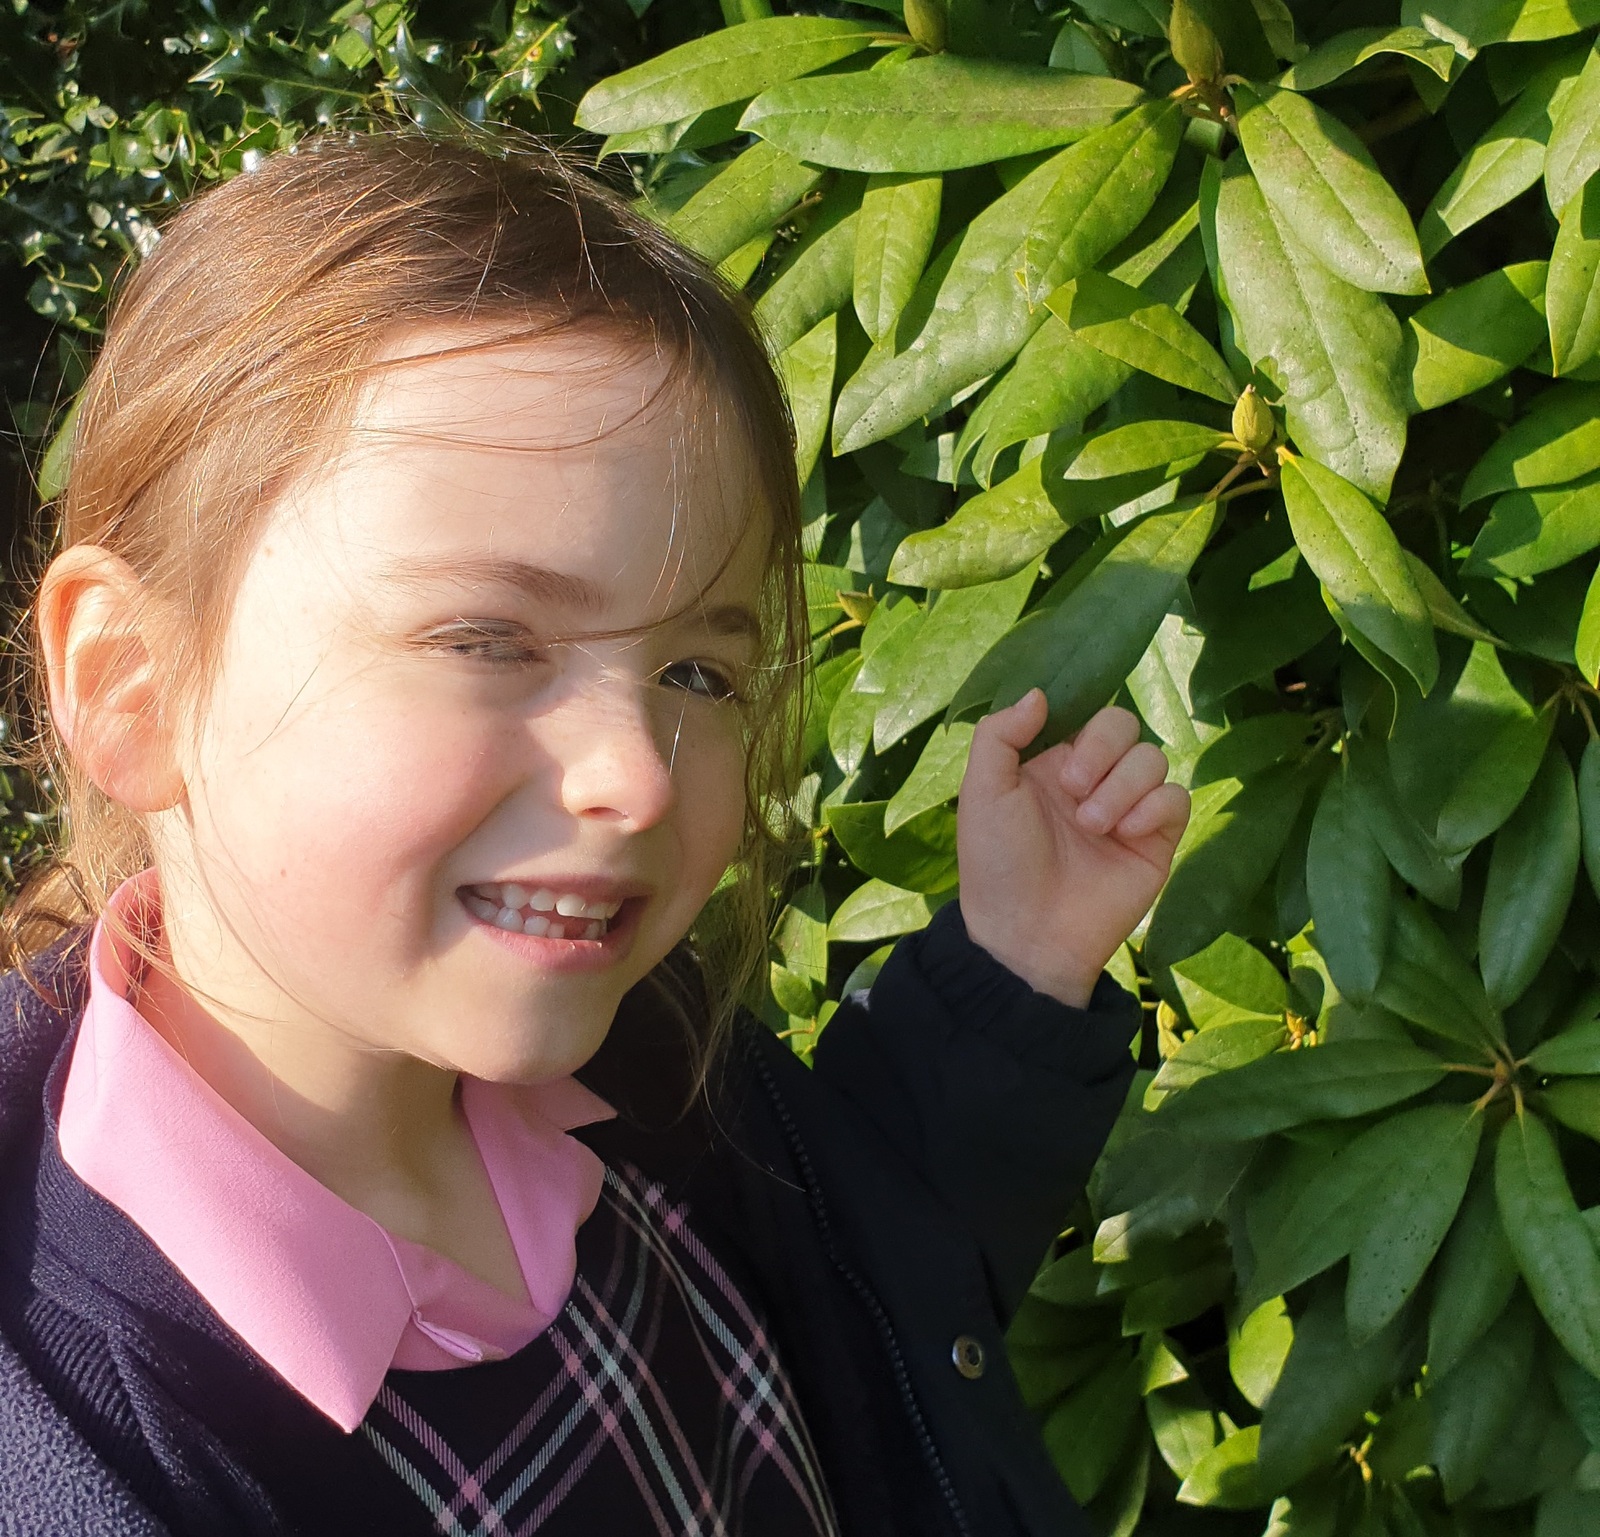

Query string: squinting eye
423 621 543 664
658 659 739 702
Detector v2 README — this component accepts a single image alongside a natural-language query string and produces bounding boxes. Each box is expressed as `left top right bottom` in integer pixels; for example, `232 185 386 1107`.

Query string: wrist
961 911 1099 1009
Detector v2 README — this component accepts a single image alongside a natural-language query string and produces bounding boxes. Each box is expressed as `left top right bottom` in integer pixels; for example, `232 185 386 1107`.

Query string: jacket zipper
752 1049 973 1537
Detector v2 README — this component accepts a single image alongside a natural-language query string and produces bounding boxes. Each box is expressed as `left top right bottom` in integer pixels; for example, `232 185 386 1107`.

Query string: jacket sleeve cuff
902 900 1141 1085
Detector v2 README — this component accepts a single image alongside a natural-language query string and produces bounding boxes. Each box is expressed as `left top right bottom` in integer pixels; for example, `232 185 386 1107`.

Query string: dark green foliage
572 3 1600 1529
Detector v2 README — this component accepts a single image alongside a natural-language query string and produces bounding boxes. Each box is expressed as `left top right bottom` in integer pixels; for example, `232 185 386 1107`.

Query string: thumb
961 688 1047 800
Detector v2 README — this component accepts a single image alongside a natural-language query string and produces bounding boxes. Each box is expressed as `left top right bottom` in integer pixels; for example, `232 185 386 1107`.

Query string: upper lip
461 876 653 903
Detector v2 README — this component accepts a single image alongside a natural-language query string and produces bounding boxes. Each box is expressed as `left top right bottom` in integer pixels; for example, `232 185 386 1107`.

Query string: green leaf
827 878 951 942
1257 1277 1404 1495
1151 1017 1289 1091
1375 896 1505 1051
1278 25 1458 90
1176 1425 1265 1509
1056 420 1230 480
1428 1291 1537 1500
35 395 79 506
1094 1144 1256 1264
1481 745 1582 1008
1281 454 1438 692
1406 0 1600 48
1307 767 1393 1003
828 677 877 775
1462 383 1600 504
826 800 958 892
805 651 862 765
1418 56 1583 259
1144 764 1310 969
1049 272 1236 404
1407 262 1549 412
1346 735 1462 909
773 880 828 986
1581 738 1600 903
955 319 1131 486
953 498 1218 747
1468 472 1600 579
873 562 1036 749
1243 1104 1476 1323
887 453 1067 589
1529 1015 1600 1074
1427 1172 1520 1376
853 174 941 344
1547 43 1600 214
777 314 837 486
1211 160 1408 501
753 208 859 356
1152 1040 1447 1143
1170 932 1288 1027
1042 1351 1144 1504
833 101 1184 452
1550 176 1600 376
574 16 883 133
885 721 974 834
1538 1486 1600 1536
1346 1104 1482 1341
1146 1389 1220 1479
1121 1259 1233 1334
1229 1297 1293 1410
1496 1110 1600 1379
1436 705 1553 856
740 55 1145 172
667 141 823 265
1405 552 1505 647
1234 83 1427 296
1543 1078 1600 1139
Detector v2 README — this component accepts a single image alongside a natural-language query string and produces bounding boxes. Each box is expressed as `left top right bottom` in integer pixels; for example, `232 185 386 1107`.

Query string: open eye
657 659 739 702
421 620 544 665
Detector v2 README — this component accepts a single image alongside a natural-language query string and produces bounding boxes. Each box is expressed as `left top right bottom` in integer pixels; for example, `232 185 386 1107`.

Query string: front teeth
467 884 623 941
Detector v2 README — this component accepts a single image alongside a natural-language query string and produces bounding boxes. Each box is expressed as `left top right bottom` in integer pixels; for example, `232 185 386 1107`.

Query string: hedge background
12 2 1600 1534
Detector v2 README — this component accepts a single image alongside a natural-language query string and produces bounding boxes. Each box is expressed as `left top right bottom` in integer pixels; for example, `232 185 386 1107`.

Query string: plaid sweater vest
248 1157 839 1537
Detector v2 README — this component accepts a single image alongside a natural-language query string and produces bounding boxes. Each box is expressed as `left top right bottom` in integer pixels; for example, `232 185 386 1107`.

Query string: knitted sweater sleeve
809 901 1140 1324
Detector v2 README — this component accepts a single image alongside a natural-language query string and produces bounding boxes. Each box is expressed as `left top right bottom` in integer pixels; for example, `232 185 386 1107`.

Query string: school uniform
0 878 1138 1537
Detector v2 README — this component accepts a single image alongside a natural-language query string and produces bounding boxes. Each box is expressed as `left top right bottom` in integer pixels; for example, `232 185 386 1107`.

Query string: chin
439 1014 616 1086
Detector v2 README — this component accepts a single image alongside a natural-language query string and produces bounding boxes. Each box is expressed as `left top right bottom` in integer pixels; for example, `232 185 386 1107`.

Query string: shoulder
0 929 90 1164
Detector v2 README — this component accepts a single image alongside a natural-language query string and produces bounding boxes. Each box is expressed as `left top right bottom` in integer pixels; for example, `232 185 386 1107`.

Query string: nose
546 670 677 831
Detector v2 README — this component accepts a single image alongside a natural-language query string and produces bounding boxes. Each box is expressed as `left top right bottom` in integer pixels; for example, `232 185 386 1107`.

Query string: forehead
275 325 767 611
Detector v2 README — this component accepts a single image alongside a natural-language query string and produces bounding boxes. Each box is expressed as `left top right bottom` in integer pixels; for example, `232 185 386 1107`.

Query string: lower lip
460 893 644 974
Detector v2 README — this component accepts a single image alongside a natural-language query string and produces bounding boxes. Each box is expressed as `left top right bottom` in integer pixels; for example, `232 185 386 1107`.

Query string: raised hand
956 690 1190 1008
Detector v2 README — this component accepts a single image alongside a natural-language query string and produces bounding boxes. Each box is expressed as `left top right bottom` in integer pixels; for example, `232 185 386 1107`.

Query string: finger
1115 781 1191 844
962 689 1048 800
1060 707 1142 798
1076 742 1171 833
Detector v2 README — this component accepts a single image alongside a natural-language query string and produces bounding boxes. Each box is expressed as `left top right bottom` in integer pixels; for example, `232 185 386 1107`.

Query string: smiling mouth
462 883 625 942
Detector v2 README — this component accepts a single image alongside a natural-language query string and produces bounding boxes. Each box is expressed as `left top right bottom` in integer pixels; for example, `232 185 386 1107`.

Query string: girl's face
152 330 767 1083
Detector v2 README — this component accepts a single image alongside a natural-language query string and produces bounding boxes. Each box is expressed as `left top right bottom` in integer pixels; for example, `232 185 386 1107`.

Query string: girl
0 133 1188 1537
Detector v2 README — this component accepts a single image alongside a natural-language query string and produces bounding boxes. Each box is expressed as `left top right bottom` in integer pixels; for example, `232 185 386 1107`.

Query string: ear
38 545 186 814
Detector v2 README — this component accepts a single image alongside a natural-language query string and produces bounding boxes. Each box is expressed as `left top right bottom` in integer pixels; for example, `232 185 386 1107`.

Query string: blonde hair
7 130 807 1070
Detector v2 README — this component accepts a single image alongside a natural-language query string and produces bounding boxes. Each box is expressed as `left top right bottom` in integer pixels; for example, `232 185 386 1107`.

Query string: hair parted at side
7 129 808 1072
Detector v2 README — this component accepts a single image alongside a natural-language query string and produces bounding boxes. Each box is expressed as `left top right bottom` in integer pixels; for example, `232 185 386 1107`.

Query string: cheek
188 687 509 919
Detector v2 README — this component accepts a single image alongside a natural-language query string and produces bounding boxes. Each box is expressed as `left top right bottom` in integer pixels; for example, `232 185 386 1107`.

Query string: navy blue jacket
0 903 1138 1536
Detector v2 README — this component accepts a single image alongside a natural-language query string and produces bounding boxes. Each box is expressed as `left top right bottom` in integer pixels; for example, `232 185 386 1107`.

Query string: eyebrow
383 555 761 641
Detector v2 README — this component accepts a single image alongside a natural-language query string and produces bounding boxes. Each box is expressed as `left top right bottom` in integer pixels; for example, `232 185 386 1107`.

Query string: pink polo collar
57 871 614 1432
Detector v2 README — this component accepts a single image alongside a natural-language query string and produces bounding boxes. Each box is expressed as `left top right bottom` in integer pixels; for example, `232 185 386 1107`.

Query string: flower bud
1231 386 1276 454
905 0 947 54
1169 0 1224 84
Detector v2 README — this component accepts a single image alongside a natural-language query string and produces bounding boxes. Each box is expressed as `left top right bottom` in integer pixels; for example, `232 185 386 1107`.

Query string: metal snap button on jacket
951 1335 986 1379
